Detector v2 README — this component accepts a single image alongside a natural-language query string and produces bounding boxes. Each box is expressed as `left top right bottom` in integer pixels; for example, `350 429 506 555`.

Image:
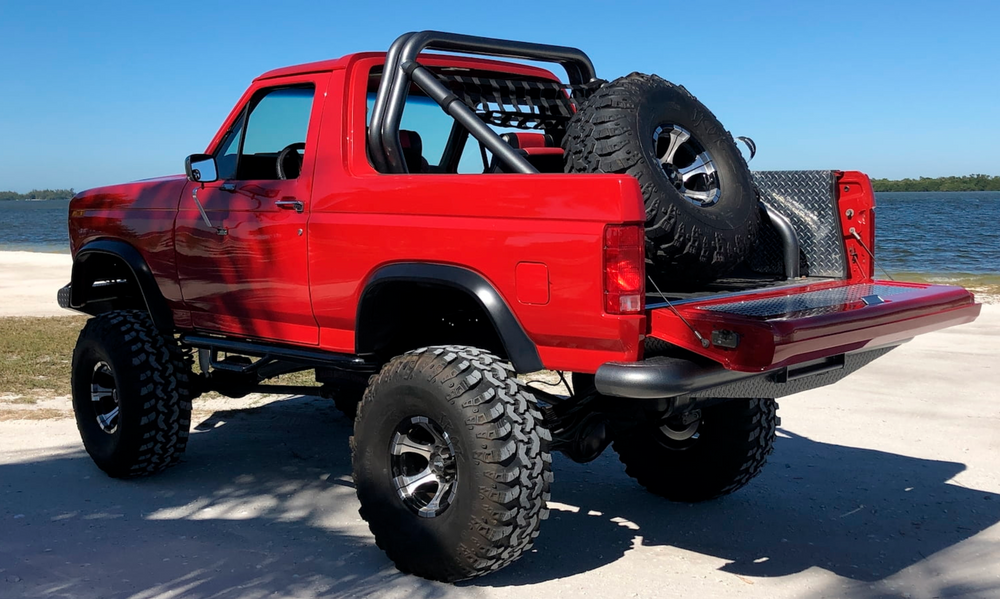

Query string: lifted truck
60 32 981 582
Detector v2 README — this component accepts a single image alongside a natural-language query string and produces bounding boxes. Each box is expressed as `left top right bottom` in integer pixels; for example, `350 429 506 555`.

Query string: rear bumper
595 345 897 399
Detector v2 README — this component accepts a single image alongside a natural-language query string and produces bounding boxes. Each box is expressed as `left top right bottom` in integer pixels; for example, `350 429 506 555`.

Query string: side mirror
185 154 218 183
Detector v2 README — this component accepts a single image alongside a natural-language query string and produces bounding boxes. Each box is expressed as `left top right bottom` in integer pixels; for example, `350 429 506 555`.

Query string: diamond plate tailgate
648 280 981 372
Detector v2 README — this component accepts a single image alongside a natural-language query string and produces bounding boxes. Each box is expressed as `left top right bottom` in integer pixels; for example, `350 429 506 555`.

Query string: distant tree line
0 189 76 201
871 174 1000 192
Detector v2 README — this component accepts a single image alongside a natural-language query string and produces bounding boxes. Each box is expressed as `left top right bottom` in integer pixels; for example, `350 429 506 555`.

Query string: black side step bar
181 335 377 373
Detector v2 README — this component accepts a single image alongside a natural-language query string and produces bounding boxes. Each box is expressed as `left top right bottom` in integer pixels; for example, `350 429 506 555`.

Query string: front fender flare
71 239 174 333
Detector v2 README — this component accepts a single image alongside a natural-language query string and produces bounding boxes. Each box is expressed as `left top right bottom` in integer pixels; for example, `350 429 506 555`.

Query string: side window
366 93 459 173
215 86 315 181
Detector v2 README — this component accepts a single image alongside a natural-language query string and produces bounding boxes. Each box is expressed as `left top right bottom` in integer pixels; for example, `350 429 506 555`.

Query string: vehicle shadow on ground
479 427 1000 589
2 395 998 598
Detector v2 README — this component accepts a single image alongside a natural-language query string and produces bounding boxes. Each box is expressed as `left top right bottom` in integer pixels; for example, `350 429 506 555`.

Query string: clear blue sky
1 0 998 192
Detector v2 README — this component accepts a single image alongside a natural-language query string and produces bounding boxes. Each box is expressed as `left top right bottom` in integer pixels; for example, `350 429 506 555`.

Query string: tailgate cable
647 275 710 348
848 229 894 281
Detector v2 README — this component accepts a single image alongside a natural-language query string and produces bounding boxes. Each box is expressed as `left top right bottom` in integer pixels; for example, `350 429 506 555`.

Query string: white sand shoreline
0 250 74 317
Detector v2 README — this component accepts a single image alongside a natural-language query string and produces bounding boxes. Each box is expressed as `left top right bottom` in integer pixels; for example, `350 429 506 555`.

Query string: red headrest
501 132 554 150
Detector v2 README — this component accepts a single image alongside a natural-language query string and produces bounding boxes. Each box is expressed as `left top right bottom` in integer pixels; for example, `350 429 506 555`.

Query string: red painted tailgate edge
648 281 982 372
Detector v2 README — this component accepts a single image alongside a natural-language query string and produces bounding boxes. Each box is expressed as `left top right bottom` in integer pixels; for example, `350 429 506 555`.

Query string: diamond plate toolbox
751 170 847 278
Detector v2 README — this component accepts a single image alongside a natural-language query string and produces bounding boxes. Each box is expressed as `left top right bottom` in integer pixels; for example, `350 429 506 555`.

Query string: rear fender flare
356 263 543 373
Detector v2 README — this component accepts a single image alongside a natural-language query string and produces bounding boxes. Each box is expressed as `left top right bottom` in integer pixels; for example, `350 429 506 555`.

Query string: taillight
604 225 645 314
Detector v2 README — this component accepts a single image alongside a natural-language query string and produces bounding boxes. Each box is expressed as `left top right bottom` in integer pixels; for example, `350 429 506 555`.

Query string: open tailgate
648 280 981 373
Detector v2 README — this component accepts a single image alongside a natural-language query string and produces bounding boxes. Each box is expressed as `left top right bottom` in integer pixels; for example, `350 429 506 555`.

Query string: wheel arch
70 239 174 333
355 263 543 373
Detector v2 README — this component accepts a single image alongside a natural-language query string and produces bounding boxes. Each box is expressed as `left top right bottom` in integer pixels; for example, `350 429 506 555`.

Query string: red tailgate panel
648 280 981 372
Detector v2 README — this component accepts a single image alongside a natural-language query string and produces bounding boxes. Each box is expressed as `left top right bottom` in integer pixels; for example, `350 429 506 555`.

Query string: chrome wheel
90 361 119 434
654 124 721 207
657 410 702 447
390 416 458 518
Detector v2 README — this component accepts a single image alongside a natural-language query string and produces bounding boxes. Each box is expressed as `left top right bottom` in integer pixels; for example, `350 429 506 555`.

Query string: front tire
351 346 552 582
71 310 195 478
613 398 777 502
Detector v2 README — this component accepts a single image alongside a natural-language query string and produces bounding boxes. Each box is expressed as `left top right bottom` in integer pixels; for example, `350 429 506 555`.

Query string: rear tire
564 73 760 284
613 398 777 502
71 310 195 478
351 346 552 582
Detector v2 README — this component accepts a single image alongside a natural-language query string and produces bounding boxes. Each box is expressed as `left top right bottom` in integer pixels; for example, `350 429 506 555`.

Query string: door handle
275 199 304 213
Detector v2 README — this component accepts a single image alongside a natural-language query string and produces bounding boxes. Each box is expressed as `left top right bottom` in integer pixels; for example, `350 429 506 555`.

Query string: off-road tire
564 73 760 284
351 345 552 582
613 398 777 502
71 310 195 478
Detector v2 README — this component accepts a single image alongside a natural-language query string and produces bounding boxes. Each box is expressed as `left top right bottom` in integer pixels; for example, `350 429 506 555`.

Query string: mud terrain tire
351 346 552 581
613 398 777 502
71 310 195 478
564 73 760 284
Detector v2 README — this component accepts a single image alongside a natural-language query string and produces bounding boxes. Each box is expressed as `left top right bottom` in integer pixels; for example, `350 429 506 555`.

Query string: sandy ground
1 251 999 598
0 251 73 317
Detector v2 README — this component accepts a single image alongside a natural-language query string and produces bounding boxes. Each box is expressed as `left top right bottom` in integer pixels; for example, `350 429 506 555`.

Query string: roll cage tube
368 30 599 174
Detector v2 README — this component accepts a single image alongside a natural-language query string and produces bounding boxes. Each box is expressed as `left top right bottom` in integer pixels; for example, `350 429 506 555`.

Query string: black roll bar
369 31 599 174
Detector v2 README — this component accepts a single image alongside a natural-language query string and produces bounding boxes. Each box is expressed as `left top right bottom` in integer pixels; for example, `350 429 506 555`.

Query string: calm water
2 192 998 280
0 199 71 253
874 191 1000 288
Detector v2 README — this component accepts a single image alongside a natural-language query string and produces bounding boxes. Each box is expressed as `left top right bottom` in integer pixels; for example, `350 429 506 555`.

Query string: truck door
176 80 323 345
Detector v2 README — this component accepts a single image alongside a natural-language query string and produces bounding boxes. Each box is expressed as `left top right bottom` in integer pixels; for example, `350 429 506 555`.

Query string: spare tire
563 73 759 284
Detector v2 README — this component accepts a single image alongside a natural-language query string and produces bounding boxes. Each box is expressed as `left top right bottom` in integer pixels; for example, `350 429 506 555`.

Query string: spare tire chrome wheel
654 125 721 207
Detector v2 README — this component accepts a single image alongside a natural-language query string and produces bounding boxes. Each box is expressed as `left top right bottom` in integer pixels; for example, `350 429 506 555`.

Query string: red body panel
68 175 189 321
837 171 877 281
69 52 647 372
67 53 980 376
174 71 329 345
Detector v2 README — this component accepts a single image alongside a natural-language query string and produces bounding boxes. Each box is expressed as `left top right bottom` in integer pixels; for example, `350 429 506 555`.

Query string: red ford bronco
60 32 981 581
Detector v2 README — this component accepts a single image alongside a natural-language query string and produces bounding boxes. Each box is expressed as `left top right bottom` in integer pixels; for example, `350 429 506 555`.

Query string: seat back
399 130 426 173
496 133 565 173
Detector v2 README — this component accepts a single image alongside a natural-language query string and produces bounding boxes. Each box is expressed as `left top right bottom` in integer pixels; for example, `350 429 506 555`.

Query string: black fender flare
356 263 543 373
71 239 174 333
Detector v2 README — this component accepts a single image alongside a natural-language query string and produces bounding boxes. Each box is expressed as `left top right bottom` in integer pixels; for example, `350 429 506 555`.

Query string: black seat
399 130 427 173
